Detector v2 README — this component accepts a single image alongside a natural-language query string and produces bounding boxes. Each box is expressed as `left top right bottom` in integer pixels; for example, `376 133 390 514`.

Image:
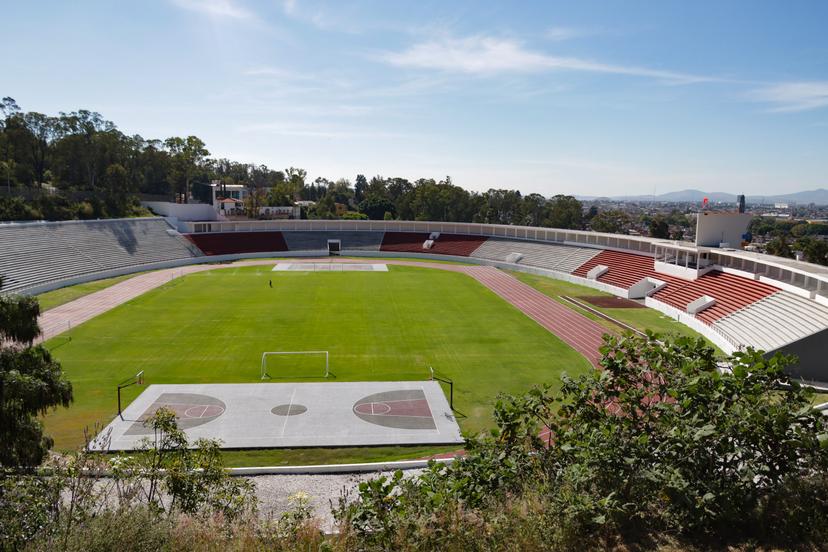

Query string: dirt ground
579 296 645 309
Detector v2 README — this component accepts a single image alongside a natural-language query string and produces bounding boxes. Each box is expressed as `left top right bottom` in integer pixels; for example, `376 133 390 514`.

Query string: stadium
2 214 827 466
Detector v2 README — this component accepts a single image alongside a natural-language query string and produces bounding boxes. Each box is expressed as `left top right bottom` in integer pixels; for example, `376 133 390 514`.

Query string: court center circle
271 404 308 416
354 402 392 415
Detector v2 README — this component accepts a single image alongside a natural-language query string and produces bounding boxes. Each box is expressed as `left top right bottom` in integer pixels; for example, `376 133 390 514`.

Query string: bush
336 333 828 549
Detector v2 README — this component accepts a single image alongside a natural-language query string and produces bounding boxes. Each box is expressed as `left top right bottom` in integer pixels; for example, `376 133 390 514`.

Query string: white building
210 182 249 215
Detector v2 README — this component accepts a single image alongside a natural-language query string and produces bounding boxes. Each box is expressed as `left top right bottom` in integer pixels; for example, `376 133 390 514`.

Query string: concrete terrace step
653 271 778 324
283 231 384 252
380 233 488 257
712 290 828 351
184 231 288 255
470 238 601 274
0 218 198 294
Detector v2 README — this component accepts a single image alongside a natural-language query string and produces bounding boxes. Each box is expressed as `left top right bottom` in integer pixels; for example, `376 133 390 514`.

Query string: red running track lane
460 266 606 367
36 259 608 367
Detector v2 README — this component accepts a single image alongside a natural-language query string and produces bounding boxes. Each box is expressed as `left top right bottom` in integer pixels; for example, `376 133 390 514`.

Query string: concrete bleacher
572 250 666 289
380 232 488 256
712 291 828 352
283 231 384 252
470 238 601 273
651 271 778 324
184 231 287 256
0 218 199 294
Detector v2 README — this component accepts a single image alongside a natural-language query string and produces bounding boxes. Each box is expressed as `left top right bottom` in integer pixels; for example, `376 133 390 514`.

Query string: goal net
260 351 330 380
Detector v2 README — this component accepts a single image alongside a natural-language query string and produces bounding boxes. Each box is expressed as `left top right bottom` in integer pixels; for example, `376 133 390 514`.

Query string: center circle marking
355 402 392 415
271 404 308 416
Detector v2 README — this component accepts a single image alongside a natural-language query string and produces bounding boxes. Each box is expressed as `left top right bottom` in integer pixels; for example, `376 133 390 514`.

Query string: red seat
380 233 487 257
184 232 288 255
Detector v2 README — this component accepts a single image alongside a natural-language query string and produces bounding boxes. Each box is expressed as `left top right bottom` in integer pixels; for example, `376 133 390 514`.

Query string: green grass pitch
43 264 594 462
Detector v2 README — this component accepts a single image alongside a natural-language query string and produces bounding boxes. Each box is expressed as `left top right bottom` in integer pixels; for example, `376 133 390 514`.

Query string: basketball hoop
117 371 146 420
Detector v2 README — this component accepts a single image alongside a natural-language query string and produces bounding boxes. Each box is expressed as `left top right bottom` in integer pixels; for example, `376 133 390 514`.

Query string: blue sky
2 0 827 196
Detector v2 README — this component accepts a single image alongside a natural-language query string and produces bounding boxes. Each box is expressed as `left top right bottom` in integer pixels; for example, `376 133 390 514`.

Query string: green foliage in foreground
336 334 828 549
0 282 73 467
1 408 255 551
43 265 591 454
4 334 828 550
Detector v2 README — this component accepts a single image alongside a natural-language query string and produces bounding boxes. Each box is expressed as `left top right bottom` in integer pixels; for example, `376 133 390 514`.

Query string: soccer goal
260 351 330 380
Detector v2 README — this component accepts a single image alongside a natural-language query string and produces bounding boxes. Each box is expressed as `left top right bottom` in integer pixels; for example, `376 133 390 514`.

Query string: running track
36 259 608 367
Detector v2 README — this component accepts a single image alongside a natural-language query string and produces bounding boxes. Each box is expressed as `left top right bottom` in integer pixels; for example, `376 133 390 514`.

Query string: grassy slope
43 264 591 463
36 273 148 311
219 445 461 467
510 271 718 346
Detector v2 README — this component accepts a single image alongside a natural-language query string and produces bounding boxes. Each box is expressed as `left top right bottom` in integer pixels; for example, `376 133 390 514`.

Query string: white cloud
171 0 254 19
751 81 828 112
381 35 713 84
235 122 408 139
544 26 588 41
282 0 297 15
243 67 302 78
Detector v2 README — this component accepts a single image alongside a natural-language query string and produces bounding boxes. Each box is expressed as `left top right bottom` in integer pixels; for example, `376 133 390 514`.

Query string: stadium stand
651 271 779 324
5 214 828 374
381 232 488 256
569 250 796 340
470 238 601 273
712 291 828 351
572 250 669 289
283 231 384 252
184 231 287 255
0 218 199 294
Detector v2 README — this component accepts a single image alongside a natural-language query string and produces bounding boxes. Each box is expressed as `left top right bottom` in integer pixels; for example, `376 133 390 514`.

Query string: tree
53 110 118 191
19 112 58 187
521 194 547 226
648 215 670 238
589 209 631 233
359 194 395 220
794 236 828 266
101 163 131 214
766 236 793 258
164 136 209 203
354 174 368 204
284 167 306 200
0 279 73 466
546 195 584 229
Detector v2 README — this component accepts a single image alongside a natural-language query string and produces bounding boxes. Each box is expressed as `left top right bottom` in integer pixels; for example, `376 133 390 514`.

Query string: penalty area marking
272 263 388 272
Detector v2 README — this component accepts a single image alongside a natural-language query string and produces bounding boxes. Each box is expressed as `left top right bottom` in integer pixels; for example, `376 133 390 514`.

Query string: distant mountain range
577 188 828 206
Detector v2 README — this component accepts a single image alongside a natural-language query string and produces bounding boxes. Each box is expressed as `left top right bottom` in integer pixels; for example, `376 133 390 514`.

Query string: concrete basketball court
95 381 462 451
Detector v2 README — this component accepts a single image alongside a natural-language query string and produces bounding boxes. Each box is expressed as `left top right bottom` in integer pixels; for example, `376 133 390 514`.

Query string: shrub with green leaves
338 333 828 549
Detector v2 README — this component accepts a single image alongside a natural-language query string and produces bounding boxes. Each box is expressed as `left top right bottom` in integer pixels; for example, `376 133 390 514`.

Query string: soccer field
43 264 593 455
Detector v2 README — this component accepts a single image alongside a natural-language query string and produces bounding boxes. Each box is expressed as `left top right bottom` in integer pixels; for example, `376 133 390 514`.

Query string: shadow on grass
45 335 72 351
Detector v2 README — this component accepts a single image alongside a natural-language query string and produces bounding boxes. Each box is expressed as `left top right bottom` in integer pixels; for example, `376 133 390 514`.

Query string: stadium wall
179 219 828 301
773 328 828 386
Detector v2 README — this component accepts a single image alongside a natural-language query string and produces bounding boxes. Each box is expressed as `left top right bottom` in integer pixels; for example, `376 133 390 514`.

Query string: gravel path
250 468 424 531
